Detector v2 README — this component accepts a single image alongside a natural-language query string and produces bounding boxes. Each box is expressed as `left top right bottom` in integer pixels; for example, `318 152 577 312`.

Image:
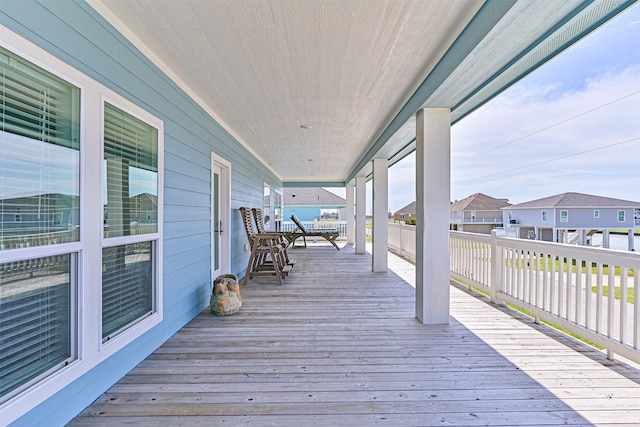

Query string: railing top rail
496 235 640 266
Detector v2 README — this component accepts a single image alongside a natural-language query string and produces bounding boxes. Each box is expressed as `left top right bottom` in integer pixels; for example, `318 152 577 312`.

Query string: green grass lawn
507 256 635 277
591 285 635 304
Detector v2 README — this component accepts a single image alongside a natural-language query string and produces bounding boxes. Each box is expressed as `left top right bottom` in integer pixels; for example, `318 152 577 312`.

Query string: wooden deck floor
70 244 640 426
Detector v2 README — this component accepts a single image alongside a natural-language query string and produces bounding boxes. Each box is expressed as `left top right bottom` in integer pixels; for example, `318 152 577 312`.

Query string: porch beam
415 108 451 324
355 176 366 254
346 184 355 245
372 159 388 272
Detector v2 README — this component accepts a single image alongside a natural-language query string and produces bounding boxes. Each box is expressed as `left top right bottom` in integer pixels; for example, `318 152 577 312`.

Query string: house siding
284 206 322 221
506 208 636 229
1 2 279 426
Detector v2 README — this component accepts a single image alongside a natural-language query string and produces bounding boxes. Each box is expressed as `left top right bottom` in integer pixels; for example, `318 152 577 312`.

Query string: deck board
69 245 640 426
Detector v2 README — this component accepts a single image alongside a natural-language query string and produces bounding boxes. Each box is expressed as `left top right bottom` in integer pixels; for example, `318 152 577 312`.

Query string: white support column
346 185 355 245
372 158 388 272
355 176 366 254
415 108 451 324
603 229 610 248
629 229 636 251
579 229 586 246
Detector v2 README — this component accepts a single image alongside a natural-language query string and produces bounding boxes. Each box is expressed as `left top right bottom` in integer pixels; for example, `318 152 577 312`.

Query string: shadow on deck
70 244 640 426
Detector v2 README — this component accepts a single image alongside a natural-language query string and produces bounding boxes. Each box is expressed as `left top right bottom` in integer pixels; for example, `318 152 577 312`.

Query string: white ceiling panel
89 0 634 185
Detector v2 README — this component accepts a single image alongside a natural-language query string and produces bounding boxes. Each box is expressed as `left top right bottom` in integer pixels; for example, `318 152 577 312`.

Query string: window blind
0 255 72 402
1 47 80 249
0 46 80 150
103 103 158 239
102 242 153 339
104 104 157 172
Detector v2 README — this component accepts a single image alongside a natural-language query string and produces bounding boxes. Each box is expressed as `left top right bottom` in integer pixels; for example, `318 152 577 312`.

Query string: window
102 242 153 338
594 210 600 219
618 210 625 222
0 255 74 400
102 103 159 341
508 211 513 220
0 47 80 247
0 36 163 415
560 210 568 222
263 183 271 230
274 189 283 231
0 46 80 402
542 210 547 222
471 211 476 220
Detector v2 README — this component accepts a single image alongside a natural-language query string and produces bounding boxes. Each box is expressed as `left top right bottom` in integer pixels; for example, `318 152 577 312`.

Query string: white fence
389 223 640 363
281 220 347 238
388 223 416 256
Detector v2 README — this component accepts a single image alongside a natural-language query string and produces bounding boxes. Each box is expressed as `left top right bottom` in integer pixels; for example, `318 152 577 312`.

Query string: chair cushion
290 214 308 233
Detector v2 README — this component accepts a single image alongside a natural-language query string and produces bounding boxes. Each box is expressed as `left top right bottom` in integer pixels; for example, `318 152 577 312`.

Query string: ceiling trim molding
283 181 346 188
86 0 283 182
345 0 517 184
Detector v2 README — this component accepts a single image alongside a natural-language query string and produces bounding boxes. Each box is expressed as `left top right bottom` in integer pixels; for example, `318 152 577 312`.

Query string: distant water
590 233 639 251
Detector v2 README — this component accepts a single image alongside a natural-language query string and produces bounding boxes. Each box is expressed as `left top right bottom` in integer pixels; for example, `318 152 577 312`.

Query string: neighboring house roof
451 193 511 211
130 192 158 207
284 187 346 207
506 192 640 209
394 201 416 215
0 193 77 207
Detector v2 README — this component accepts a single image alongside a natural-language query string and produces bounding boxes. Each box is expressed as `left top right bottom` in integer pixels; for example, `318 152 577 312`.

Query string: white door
211 154 230 279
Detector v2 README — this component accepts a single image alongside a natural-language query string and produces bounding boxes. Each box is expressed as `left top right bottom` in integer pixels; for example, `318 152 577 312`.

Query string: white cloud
450 65 640 204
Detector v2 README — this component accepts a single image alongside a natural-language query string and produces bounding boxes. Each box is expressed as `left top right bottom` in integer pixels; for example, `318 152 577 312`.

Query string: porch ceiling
89 0 633 185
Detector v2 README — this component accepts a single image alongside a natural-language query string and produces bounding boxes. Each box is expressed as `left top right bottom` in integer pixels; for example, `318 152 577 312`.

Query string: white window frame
617 210 625 222
262 183 271 230
593 210 600 219
542 210 547 222
99 97 164 345
0 26 163 424
560 210 568 223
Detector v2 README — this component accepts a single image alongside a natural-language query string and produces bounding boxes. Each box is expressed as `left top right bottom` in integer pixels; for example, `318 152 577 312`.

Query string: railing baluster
596 262 603 334
607 267 615 359
620 267 628 346
558 256 565 318
585 260 592 330
634 271 639 350
566 257 573 322
576 258 583 327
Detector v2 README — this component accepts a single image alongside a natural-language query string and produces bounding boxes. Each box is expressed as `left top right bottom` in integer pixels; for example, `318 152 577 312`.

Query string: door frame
211 151 231 279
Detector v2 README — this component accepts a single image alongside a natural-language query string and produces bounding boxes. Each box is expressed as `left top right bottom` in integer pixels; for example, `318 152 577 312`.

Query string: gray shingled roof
394 201 416 215
284 187 346 207
450 193 511 211
508 192 640 209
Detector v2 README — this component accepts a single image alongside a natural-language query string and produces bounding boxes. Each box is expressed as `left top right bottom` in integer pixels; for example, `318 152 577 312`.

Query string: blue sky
383 3 640 212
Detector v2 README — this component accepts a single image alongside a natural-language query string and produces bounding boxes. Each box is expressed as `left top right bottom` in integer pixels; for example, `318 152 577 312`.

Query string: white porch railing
449 217 503 224
281 220 347 238
388 223 416 256
388 223 640 363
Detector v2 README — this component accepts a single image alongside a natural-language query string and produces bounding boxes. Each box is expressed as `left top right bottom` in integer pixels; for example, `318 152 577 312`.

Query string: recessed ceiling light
307 159 313 162
300 124 312 130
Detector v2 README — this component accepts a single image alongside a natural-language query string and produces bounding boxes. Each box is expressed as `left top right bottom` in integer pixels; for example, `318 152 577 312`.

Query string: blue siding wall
1 2 280 425
284 206 322 222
